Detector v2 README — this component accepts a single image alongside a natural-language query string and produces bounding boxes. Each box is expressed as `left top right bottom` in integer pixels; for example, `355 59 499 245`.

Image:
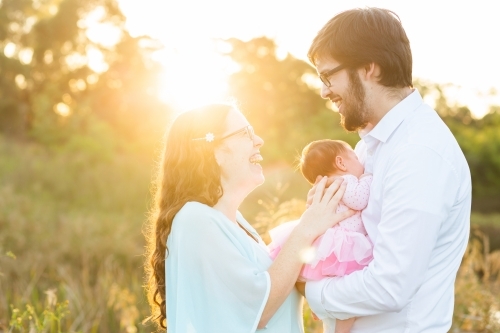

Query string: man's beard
340 69 370 132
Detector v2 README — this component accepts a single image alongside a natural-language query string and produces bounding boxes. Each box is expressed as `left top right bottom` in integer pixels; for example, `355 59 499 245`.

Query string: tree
415 80 500 212
0 0 169 149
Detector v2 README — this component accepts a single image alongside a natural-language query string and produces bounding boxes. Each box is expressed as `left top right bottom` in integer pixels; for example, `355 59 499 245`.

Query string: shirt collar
361 89 423 147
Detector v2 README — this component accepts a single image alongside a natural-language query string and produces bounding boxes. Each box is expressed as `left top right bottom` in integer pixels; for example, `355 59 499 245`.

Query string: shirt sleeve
306 145 459 319
166 203 270 333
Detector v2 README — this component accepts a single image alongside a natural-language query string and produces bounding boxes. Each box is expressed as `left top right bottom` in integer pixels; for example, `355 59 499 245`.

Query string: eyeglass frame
319 64 346 87
191 125 255 143
219 125 255 142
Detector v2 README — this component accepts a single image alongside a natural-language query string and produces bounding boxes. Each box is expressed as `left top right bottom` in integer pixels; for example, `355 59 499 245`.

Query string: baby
268 139 373 333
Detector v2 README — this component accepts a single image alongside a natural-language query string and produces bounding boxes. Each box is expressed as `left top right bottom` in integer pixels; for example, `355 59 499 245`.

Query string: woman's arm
258 177 355 328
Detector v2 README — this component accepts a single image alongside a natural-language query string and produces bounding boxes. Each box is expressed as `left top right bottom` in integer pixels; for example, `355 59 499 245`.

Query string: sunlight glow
44 50 53 64
87 74 99 85
15 74 27 90
84 7 122 48
301 73 323 91
87 22 122 48
54 102 71 117
60 6 122 75
86 46 109 73
156 40 237 112
18 48 33 64
3 42 16 58
445 86 500 118
117 0 500 119
65 52 87 71
68 79 87 92
300 246 316 264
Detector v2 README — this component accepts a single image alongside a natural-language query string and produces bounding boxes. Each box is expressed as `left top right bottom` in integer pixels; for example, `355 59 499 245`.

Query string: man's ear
362 62 379 82
335 155 347 171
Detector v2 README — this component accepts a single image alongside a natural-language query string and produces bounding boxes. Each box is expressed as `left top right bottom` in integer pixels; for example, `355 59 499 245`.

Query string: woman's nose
254 134 264 147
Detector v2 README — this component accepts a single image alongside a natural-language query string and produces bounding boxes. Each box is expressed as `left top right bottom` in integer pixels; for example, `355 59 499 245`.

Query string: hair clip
192 132 215 142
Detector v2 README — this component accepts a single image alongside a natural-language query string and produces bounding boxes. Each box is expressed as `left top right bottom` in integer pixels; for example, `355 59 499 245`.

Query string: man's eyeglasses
319 64 346 87
220 125 255 141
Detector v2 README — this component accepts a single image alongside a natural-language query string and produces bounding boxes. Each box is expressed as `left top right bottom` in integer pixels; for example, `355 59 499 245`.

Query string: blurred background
1 0 499 332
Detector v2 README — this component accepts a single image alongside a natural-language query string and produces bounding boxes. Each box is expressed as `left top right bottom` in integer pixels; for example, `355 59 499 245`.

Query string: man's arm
306 145 459 319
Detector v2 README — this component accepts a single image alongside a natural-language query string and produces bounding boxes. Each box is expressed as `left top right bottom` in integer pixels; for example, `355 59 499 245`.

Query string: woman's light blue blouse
166 201 303 333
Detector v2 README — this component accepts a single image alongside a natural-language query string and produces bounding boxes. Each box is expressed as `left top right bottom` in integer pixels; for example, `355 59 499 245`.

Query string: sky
117 0 500 117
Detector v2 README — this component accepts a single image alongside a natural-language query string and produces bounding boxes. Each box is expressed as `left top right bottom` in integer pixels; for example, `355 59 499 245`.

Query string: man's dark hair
308 7 412 88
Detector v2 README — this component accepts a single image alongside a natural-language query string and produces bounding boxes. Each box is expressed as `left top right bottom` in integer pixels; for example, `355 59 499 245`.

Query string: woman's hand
259 178 354 328
306 175 342 208
298 177 354 241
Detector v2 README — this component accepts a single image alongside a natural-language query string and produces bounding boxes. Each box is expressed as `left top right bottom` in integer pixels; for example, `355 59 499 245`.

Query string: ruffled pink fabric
268 220 373 280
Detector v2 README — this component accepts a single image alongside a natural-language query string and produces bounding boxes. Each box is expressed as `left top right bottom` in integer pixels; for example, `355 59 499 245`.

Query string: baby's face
341 148 365 178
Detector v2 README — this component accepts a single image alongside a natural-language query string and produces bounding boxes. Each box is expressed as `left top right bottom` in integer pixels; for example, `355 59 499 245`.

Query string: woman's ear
213 147 224 167
335 155 347 171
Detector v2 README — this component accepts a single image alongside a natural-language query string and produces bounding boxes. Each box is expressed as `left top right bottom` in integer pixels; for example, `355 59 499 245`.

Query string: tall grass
454 227 500 332
0 138 155 332
1 137 499 332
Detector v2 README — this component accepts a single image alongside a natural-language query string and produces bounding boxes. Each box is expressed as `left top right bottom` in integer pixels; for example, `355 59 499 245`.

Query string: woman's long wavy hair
144 104 232 329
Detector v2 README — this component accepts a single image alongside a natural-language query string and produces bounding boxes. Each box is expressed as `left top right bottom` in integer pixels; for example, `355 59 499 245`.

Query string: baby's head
299 139 364 184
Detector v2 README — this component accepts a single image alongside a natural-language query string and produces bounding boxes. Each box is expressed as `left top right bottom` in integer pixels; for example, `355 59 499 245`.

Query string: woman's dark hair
299 139 350 184
144 104 232 329
308 7 412 88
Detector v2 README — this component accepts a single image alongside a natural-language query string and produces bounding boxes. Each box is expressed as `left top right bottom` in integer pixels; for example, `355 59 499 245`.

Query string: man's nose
320 84 331 99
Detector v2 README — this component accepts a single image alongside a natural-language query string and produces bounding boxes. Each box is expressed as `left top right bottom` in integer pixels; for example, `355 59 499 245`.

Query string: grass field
1 138 499 332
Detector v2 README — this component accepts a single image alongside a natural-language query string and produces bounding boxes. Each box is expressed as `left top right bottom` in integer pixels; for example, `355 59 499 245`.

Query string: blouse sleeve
166 202 271 333
341 174 373 210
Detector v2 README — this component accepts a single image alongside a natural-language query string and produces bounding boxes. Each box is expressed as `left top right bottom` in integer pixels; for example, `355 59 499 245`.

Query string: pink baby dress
268 174 374 280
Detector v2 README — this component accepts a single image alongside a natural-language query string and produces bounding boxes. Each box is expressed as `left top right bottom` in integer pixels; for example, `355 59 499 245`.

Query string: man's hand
295 281 306 297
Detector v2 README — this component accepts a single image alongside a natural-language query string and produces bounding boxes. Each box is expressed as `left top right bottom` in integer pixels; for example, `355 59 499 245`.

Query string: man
298 8 471 332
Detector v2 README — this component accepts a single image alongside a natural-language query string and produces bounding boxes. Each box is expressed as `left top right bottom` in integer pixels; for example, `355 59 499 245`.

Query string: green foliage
0 0 170 151
9 301 69 333
0 138 154 332
415 80 500 212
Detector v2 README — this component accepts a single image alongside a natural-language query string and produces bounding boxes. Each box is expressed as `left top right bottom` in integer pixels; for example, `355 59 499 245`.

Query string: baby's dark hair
299 139 351 184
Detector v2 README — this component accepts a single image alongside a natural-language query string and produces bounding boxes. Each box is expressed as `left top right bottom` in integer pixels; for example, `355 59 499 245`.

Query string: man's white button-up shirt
306 89 471 333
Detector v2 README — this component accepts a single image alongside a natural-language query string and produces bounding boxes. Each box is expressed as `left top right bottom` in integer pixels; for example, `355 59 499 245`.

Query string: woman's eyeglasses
192 125 255 143
220 125 255 141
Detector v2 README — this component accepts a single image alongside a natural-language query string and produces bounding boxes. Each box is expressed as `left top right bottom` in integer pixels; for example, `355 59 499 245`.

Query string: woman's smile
249 152 263 165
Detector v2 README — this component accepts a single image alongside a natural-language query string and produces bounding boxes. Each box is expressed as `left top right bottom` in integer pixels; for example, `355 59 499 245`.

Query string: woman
145 104 353 332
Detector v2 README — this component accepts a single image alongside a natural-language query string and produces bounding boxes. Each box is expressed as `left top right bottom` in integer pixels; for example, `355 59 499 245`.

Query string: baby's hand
306 175 343 207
